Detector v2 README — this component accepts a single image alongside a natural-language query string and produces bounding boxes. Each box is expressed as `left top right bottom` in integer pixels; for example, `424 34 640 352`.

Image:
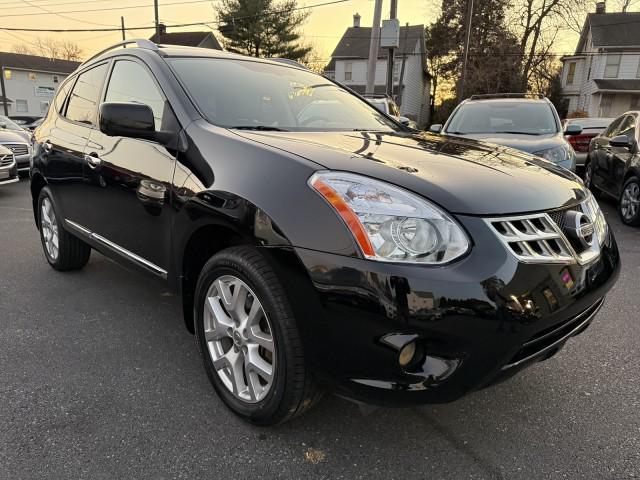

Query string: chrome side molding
65 219 168 279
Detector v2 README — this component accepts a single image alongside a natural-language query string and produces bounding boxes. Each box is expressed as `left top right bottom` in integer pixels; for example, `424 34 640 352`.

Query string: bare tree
9 37 82 61
59 40 83 61
11 44 33 55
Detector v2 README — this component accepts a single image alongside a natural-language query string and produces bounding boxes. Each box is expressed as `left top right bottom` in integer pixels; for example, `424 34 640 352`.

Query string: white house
324 15 431 126
0 52 79 118
560 3 640 118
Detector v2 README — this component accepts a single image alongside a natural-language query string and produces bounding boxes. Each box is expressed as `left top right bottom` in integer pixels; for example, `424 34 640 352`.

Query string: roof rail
468 93 546 100
81 39 159 66
362 93 392 99
269 58 309 70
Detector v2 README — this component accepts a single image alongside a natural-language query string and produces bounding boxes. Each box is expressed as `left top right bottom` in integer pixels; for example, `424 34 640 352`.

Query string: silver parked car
0 144 18 186
0 115 32 172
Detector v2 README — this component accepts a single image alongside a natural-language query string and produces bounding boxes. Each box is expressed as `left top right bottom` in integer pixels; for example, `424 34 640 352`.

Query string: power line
18 0 117 26
2 0 218 17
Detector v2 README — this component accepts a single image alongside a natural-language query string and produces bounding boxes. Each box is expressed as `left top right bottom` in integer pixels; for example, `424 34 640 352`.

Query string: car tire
619 176 640 226
194 245 323 425
583 158 601 197
37 187 91 271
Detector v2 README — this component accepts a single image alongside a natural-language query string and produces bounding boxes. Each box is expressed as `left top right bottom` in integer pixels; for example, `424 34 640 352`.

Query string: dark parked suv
30 40 620 425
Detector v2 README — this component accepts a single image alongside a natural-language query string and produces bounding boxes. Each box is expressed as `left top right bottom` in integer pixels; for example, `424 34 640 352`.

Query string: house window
604 54 621 78
28 72 37 81
393 62 400 82
15 99 28 112
344 62 352 82
3 69 11 80
53 75 59 83
567 62 576 85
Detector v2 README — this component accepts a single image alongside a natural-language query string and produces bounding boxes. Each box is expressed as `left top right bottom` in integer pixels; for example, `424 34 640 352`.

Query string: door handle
43 140 52 153
85 154 102 169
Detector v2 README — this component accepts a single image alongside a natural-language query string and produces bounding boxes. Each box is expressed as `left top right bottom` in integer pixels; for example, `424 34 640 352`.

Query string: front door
80 58 177 276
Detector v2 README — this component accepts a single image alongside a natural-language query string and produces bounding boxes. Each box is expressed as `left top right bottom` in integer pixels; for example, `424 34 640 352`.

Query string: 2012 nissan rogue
30 40 620 425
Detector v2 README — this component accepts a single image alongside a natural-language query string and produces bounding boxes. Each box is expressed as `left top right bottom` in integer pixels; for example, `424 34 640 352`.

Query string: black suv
31 40 620 425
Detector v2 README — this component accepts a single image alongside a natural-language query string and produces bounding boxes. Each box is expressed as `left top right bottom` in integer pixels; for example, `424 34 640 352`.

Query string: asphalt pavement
1 178 638 480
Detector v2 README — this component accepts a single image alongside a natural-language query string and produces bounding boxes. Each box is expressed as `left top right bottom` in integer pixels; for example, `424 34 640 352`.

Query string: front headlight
533 145 573 164
309 171 470 264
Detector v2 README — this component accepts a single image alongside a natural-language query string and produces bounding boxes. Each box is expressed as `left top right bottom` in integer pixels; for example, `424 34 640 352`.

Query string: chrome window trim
65 219 167 278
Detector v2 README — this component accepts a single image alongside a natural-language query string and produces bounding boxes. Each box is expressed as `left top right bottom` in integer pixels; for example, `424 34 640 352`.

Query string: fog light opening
398 341 417 367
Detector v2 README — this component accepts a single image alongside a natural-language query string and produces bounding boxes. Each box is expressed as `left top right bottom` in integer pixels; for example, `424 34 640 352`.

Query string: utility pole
154 0 160 37
0 65 8 116
385 0 398 97
459 0 473 101
121 16 126 41
365 0 383 95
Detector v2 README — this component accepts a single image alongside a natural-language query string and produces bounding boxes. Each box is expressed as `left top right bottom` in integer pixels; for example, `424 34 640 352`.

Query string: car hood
232 130 586 215
446 132 564 154
0 129 30 143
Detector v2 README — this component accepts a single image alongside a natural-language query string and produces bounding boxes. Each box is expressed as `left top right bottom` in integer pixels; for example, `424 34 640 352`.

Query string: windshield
0 115 25 131
169 58 399 132
445 102 558 135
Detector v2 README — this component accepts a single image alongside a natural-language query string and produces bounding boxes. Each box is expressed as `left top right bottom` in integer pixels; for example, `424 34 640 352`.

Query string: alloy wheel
203 275 275 403
620 181 640 221
40 197 59 261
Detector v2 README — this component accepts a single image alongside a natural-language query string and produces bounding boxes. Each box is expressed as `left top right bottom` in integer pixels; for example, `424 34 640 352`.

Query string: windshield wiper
231 126 288 131
493 131 542 136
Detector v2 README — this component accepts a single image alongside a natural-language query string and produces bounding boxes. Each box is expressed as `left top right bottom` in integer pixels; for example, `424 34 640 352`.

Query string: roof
0 95 12 103
0 52 79 74
149 31 222 49
594 79 640 91
576 12 640 53
330 25 425 59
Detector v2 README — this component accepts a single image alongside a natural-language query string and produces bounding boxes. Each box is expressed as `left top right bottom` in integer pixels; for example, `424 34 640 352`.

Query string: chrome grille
0 153 14 167
486 213 574 263
547 204 582 230
1 143 29 156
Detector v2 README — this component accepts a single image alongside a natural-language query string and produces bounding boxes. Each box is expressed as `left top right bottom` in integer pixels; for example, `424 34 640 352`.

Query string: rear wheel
583 158 600 196
619 176 640 226
38 187 91 270
194 246 322 425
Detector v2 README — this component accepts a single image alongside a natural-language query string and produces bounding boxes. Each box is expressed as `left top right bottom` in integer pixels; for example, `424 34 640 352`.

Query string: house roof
149 31 222 49
0 52 79 74
576 12 640 53
0 95 12 103
330 25 425 59
594 79 640 91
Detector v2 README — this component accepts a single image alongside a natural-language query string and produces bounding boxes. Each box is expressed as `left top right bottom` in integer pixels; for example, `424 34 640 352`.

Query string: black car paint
30 47 620 406
589 112 640 197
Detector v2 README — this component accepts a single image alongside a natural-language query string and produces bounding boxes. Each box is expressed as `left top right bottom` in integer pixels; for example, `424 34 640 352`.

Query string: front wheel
619 176 640 226
194 246 322 425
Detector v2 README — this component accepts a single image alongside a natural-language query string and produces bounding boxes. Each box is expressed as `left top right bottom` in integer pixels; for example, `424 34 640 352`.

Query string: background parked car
364 94 418 129
430 94 581 171
0 144 18 186
585 111 640 225
563 117 613 169
9 115 42 127
0 115 32 172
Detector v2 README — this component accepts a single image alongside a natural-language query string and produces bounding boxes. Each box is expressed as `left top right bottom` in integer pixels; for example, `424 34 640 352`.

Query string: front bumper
574 152 588 167
15 154 31 171
283 214 620 407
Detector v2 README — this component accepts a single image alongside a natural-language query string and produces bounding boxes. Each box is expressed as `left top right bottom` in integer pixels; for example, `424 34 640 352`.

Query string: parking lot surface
1 178 639 479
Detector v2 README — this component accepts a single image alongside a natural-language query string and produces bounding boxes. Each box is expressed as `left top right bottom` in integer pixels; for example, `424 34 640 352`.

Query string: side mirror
99 102 155 141
429 124 443 133
0 122 6 129
398 116 410 126
610 134 631 148
564 124 583 135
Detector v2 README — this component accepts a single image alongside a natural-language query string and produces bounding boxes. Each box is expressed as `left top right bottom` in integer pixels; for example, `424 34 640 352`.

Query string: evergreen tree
218 0 311 60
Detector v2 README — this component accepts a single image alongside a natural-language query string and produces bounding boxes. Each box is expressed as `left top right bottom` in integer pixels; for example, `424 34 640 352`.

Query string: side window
104 60 165 130
53 79 73 113
604 116 624 138
618 115 636 141
65 63 108 125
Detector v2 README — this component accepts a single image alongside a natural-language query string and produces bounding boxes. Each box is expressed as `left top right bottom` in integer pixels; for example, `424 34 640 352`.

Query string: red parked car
563 117 614 169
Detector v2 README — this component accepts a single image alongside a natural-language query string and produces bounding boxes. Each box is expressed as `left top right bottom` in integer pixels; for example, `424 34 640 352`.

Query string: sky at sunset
0 0 582 66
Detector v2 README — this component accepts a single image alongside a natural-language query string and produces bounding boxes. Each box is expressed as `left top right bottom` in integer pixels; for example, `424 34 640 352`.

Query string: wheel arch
30 172 48 227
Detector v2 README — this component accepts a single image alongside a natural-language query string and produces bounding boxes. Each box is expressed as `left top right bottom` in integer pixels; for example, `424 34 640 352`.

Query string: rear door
43 63 109 223
592 115 623 193
611 114 638 193
80 58 177 275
